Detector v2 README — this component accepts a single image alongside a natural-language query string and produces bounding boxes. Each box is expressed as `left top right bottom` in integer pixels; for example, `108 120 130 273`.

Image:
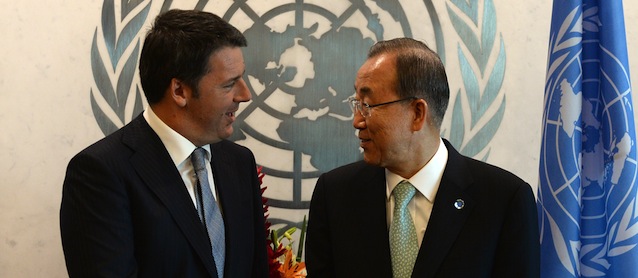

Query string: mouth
359 137 371 146
224 110 237 123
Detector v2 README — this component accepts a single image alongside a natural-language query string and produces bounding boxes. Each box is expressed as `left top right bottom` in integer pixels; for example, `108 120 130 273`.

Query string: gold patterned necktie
390 180 418 278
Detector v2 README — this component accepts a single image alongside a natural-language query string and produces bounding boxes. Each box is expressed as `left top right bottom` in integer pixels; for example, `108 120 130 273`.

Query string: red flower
258 166 307 278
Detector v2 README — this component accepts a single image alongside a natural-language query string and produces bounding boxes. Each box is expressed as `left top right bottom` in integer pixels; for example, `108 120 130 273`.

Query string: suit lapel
209 142 237 219
209 141 250 274
412 140 475 277
123 116 217 276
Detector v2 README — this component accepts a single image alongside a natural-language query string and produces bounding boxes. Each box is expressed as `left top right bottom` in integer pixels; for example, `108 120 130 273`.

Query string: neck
389 134 440 179
151 104 200 145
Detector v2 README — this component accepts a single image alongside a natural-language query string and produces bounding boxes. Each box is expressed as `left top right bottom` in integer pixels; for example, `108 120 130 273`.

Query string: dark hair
139 9 247 104
367 38 449 128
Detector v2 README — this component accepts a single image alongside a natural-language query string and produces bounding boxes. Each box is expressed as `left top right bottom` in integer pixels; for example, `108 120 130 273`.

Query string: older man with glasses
305 37 540 278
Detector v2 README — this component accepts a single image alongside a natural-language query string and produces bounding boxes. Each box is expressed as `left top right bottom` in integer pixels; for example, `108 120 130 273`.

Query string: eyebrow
225 70 246 84
355 86 372 97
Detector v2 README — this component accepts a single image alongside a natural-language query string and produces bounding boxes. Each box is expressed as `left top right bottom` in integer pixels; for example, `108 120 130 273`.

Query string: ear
168 78 191 108
412 98 428 132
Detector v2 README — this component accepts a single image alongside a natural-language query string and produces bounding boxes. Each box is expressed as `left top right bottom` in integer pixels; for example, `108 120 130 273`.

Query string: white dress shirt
386 138 448 247
143 108 219 209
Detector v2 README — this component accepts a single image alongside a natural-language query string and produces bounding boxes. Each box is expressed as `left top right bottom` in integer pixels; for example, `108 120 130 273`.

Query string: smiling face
186 46 250 146
353 53 416 172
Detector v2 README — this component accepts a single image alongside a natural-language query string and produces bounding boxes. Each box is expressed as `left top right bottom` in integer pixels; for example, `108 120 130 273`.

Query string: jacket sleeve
492 182 540 277
305 174 336 278
60 152 138 278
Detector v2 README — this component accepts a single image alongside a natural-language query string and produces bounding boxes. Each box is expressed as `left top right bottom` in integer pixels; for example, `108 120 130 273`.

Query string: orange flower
278 249 307 278
258 166 307 278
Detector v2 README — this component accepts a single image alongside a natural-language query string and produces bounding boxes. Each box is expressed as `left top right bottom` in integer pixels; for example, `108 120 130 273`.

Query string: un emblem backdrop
89 0 507 232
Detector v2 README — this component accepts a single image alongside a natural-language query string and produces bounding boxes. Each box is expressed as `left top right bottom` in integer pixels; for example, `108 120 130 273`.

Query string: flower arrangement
258 166 307 278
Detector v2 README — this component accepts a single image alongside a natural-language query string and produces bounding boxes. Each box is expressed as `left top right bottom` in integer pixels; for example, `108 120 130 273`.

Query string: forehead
355 54 397 98
206 47 245 78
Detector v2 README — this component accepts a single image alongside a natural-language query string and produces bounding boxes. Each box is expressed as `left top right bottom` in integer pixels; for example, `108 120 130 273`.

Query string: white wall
0 0 636 276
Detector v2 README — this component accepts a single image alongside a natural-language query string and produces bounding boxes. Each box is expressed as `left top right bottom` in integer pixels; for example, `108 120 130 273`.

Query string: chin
217 127 233 140
362 153 381 166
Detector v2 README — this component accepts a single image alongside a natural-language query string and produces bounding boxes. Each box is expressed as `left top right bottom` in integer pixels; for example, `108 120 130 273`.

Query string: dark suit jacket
305 139 540 278
60 115 269 278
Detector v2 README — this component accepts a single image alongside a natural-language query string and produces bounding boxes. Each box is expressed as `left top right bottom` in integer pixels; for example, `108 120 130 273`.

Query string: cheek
372 118 409 145
369 117 395 136
206 95 228 112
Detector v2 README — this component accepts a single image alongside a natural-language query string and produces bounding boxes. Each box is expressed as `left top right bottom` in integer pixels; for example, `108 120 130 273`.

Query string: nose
234 78 251 102
352 110 366 130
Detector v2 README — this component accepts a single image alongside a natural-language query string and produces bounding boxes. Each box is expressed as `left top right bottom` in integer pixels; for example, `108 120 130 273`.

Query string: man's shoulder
444 139 527 185
462 155 527 185
72 116 148 159
324 160 371 175
211 139 253 156
317 160 383 188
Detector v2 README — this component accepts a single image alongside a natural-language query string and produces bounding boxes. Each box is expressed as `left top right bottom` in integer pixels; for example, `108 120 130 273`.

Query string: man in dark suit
60 10 268 277
305 38 540 277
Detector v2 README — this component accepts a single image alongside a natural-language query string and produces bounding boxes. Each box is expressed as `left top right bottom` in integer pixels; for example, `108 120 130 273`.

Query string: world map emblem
222 1 441 211
89 0 507 227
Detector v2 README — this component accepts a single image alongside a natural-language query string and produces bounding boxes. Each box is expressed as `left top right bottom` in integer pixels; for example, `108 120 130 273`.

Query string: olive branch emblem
445 0 506 159
90 0 151 135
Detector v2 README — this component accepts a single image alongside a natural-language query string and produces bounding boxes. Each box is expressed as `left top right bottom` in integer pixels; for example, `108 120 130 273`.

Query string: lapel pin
454 199 465 210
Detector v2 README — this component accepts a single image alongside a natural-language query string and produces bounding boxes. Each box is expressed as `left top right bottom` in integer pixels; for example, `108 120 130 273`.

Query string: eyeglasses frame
347 96 418 118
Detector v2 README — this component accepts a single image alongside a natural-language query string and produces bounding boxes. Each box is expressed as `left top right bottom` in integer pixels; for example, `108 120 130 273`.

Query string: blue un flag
538 0 638 277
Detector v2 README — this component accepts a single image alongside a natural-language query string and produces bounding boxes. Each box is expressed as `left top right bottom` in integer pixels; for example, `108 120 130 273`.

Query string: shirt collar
143 108 211 166
386 137 448 202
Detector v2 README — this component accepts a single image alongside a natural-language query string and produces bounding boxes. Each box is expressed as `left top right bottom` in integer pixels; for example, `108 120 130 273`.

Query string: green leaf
296 215 307 262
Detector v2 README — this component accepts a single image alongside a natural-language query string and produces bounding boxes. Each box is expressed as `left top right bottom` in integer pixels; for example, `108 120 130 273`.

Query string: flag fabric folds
537 0 638 277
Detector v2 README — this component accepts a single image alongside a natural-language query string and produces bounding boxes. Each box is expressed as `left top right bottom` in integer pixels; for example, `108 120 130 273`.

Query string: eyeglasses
347 96 417 118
